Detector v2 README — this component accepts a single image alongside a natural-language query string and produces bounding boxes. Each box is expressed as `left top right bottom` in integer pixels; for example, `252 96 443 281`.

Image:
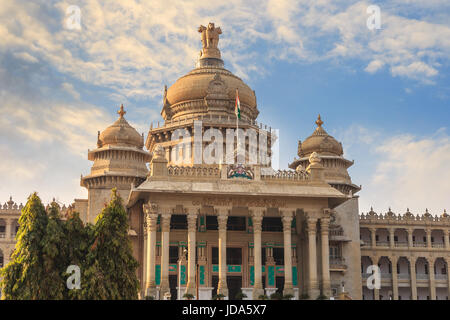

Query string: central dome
162 23 259 121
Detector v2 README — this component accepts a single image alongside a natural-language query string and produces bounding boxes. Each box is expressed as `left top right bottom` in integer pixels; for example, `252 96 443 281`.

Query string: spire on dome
118 104 126 119
316 114 324 128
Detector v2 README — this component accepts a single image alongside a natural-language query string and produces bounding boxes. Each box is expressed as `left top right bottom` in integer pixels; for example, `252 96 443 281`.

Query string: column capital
409 255 417 265
250 208 264 228
160 213 172 232
145 212 158 232
143 202 158 215
425 256 435 265
320 217 330 234
187 214 197 231
217 213 228 230
306 217 317 234
369 227 377 233
390 255 398 264
281 210 293 229
389 227 395 234
443 229 449 236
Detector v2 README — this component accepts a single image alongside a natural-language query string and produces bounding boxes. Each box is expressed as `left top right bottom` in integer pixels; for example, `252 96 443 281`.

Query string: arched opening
394 228 408 247
375 228 389 247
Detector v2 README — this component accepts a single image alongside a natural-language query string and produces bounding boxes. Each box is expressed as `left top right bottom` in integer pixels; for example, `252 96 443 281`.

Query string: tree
63 210 92 300
1 193 49 299
80 188 139 299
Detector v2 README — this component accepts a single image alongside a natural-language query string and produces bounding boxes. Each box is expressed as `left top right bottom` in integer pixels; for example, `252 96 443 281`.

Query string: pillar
144 205 158 298
306 216 319 299
426 229 432 249
320 216 331 297
444 230 449 250
5 218 11 240
159 212 172 298
281 210 294 296
389 228 395 249
445 257 450 298
370 227 376 247
407 228 414 248
217 209 228 297
428 257 436 300
185 212 198 296
252 209 264 299
391 256 398 300
410 256 417 300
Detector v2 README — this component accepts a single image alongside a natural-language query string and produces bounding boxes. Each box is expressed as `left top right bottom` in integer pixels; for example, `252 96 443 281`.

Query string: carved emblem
227 164 254 180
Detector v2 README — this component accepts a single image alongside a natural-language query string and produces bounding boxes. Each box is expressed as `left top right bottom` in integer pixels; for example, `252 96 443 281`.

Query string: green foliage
270 292 283 300
79 188 139 299
0 193 56 299
316 294 328 300
0 189 140 300
283 294 294 300
299 293 310 300
183 293 195 300
235 290 247 300
258 294 269 300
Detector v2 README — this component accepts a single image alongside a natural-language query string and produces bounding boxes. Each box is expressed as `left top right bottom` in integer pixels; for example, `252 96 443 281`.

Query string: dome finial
316 114 323 128
198 22 222 60
118 104 126 119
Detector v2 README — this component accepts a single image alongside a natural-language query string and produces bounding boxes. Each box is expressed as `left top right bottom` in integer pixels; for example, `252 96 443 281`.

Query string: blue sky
0 0 449 216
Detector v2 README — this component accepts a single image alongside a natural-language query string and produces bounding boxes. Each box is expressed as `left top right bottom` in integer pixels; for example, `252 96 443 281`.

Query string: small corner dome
299 115 343 157
98 105 144 148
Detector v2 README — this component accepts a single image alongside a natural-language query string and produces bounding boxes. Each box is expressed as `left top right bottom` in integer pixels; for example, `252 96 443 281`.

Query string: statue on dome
198 22 222 49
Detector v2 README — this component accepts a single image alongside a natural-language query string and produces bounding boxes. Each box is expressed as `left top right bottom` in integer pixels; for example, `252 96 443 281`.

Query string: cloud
361 129 450 216
365 59 384 73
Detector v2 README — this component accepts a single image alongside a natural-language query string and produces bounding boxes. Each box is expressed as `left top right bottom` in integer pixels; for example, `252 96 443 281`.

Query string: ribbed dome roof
98 105 143 148
166 67 256 109
298 115 343 157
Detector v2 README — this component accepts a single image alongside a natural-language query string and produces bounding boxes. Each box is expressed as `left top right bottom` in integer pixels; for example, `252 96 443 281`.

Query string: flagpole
236 88 239 164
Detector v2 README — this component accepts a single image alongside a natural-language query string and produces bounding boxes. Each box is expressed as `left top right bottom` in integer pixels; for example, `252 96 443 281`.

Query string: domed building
80 104 151 223
289 115 361 195
63 22 450 302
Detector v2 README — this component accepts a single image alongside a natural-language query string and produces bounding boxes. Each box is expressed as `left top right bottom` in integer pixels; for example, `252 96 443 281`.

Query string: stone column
410 256 417 300
407 228 414 248
369 227 376 248
281 210 294 296
427 257 436 300
159 211 172 298
306 216 319 299
389 228 395 249
217 209 228 297
5 219 11 240
252 209 264 299
444 230 450 250
144 205 158 298
391 256 398 300
320 216 331 297
426 229 432 249
445 257 450 298
185 212 198 296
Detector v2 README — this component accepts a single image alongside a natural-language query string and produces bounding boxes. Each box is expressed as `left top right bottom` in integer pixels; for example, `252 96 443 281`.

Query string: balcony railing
432 243 445 248
380 273 392 279
330 257 347 270
416 273 429 280
413 242 427 248
361 240 371 247
376 241 389 247
435 274 448 280
394 242 408 247
398 273 410 279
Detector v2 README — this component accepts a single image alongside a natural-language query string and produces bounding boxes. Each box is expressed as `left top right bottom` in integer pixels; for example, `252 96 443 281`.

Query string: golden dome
162 23 258 121
298 115 343 157
98 105 143 148
166 68 256 110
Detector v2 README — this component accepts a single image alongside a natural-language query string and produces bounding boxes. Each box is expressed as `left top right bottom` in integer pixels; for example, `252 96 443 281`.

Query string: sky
0 0 449 216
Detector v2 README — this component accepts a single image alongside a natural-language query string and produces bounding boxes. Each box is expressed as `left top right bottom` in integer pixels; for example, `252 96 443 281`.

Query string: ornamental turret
289 115 360 195
80 105 151 223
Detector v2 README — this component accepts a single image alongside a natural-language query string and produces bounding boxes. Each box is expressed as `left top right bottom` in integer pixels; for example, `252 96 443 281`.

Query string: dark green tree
80 188 139 299
1 193 49 299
